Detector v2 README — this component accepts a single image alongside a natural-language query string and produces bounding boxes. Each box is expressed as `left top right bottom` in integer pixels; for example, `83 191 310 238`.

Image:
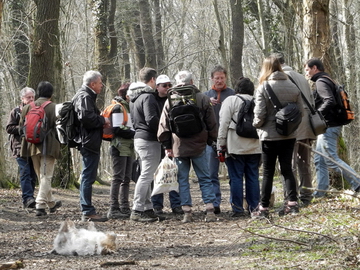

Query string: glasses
161 83 172 88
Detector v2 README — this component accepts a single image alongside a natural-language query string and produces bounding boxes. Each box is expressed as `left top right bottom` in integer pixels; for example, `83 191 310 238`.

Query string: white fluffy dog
52 218 116 256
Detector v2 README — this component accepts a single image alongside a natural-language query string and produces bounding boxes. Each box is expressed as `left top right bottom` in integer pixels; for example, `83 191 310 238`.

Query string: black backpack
231 95 258 139
167 85 204 138
264 82 302 136
56 101 81 148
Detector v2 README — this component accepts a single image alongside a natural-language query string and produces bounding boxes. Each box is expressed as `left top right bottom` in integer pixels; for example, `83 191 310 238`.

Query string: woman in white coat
218 77 262 218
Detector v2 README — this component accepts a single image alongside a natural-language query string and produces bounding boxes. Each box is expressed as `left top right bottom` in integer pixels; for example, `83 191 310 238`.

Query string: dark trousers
261 139 298 207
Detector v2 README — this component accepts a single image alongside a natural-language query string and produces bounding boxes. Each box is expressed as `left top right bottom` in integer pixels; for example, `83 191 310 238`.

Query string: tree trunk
229 0 244 86
138 0 157 69
9 0 30 89
153 0 165 72
303 0 331 73
213 0 228 71
28 0 62 99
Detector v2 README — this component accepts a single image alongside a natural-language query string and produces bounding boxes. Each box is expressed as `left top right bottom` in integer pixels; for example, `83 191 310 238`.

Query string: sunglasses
161 83 172 88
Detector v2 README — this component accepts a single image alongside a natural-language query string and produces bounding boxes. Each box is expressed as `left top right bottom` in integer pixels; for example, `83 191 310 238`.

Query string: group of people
6 54 360 223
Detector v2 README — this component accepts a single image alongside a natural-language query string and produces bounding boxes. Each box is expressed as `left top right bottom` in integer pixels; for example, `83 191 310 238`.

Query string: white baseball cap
156 74 171 85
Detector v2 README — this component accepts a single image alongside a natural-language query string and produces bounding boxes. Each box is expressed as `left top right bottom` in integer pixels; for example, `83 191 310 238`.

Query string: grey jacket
253 71 304 141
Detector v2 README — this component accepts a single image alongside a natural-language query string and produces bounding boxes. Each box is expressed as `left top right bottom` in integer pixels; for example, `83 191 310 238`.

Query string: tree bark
229 0 244 86
213 0 228 71
28 0 62 100
303 0 331 73
9 0 30 89
138 0 157 69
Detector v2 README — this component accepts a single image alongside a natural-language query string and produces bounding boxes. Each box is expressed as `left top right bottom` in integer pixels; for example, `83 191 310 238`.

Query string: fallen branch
0 260 24 269
271 223 339 244
240 227 310 247
100 260 136 267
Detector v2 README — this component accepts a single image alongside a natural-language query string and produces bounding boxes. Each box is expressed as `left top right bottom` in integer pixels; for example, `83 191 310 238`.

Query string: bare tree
229 0 244 85
303 0 332 73
28 0 62 98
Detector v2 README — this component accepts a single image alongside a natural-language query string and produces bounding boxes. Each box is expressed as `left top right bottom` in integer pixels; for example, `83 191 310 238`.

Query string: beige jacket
282 65 317 140
253 71 304 141
217 94 261 155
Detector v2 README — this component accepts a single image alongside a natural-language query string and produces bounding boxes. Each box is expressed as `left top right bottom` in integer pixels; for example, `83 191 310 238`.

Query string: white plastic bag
152 156 178 196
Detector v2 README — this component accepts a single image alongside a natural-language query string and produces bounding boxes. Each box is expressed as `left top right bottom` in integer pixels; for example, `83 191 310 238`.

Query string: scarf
212 84 227 101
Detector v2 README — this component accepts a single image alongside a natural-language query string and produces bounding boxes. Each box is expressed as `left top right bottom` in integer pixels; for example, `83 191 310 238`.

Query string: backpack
24 101 52 144
101 100 129 141
231 95 258 139
265 82 302 136
321 76 355 126
56 101 81 148
167 85 204 138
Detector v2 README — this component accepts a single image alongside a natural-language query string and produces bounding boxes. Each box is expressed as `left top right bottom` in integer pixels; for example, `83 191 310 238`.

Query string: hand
210 97 220 106
165 149 174 157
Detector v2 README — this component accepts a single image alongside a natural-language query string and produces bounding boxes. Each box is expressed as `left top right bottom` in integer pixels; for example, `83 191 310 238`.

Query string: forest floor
1 176 360 270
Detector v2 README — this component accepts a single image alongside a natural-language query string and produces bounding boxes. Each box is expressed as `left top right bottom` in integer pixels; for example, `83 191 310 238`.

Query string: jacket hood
128 82 155 102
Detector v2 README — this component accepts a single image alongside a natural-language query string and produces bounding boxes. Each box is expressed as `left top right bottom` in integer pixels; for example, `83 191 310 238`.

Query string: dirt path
0 180 254 270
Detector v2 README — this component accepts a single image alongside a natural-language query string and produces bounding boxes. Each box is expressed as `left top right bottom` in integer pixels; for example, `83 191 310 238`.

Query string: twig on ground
271 223 339 244
240 227 310 247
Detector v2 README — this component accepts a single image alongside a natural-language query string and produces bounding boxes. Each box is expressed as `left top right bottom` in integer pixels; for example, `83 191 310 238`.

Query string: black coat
312 72 339 127
73 85 105 154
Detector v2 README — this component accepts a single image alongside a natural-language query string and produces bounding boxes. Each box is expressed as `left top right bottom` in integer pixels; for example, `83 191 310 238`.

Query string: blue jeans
314 126 360 197
206 145 221 207
226 154 261 213
16 157 36 204
176 150 216 206
80 148 100 216
261 139 297 207
151 191 181 210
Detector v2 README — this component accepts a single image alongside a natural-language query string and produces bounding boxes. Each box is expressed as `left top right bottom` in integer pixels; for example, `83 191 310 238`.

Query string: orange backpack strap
102 100 128 126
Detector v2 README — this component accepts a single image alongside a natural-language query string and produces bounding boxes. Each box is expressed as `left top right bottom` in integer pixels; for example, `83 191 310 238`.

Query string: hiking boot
130 210 157 222
82 214 108 222
182 212 193 223
107 207 130 219
49 200 62 213
231 211 246 218
172 207 184 215
36 209 47 217
144 209 166 221
153 208 164 215
214 206 221 215
24 198 36 209
205 211 217 222
251 205 269 219
120 207 131 215
278 201 299 216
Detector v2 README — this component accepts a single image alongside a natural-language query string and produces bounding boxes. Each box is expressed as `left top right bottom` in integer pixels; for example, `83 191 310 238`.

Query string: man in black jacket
73 70 110 222
305 58 360 197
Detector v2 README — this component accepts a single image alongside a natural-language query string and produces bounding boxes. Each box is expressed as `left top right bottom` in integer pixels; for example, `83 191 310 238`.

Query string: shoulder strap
41 100 52 109
287 76 316 115
264 82 282 111
321 75 338 86
232 95 245 124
